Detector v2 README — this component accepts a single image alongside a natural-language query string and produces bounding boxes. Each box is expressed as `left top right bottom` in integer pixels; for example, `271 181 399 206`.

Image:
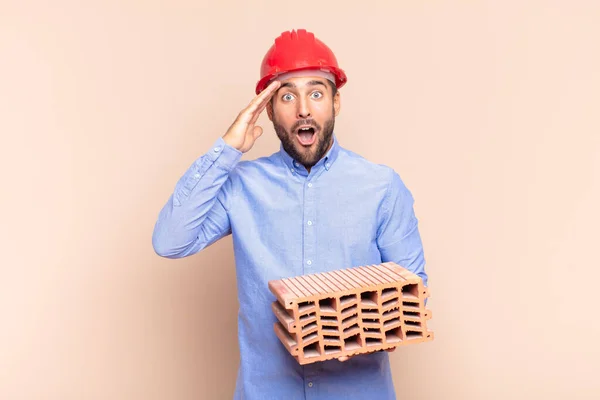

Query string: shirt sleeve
152 137 242 258
376 170 428 288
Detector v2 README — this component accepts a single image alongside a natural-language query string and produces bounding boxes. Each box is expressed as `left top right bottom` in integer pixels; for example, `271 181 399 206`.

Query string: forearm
152 138 241 258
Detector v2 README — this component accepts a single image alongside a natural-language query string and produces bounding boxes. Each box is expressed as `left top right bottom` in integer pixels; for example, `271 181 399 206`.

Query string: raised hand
222 80 281 153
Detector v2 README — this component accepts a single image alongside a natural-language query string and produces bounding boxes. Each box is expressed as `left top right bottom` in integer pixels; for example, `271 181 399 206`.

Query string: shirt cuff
208 137 243 170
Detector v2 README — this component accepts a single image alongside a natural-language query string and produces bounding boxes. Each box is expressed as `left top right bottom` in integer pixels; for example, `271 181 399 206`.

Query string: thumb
252 125 263 140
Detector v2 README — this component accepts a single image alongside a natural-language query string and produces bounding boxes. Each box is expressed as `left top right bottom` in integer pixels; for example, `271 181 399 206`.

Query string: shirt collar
279 133 340 176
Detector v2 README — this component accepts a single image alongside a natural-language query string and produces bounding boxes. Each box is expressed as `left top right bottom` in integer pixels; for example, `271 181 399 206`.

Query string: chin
300 149 321 165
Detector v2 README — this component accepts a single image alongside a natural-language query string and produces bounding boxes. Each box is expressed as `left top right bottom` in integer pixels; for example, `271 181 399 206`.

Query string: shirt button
307 183 313 187
213 146 221 152
194 173 200 179
307 260 312 265
325 163 330 169
308 382 313 387
307 220 312 226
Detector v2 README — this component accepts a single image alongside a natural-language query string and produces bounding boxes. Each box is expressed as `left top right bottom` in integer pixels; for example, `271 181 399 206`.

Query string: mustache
291 119 321 132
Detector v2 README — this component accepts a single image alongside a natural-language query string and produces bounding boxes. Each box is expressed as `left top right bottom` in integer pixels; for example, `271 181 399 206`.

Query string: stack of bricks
268 262 433 365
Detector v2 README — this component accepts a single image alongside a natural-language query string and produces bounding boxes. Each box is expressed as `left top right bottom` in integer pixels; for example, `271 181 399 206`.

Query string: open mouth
296 126 317 146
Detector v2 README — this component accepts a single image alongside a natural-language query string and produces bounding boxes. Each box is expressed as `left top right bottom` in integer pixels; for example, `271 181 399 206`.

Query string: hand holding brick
268 262 433 365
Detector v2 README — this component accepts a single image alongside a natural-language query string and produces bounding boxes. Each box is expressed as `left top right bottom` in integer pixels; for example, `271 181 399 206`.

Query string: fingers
338 354 357 362
243 80 280 121
248 98 270 126
255 80 281 105
340 349 394 363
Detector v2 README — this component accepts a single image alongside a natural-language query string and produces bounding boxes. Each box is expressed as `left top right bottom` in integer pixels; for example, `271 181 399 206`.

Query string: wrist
222 134 242 152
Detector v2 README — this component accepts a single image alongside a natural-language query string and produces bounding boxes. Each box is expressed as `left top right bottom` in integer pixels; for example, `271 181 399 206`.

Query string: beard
272 110 335 170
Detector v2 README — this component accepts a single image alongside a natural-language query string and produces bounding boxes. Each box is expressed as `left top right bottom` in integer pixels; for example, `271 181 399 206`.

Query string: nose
297 97 311 119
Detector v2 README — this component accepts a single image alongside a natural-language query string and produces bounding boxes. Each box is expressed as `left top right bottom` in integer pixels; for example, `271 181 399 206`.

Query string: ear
266 100 274 121
333 91 341 117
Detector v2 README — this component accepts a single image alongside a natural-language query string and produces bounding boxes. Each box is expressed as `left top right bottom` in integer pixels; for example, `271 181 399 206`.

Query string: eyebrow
306 80 327 88
279 81 296 90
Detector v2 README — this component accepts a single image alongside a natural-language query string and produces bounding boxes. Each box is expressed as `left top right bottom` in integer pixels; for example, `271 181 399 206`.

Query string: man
152 29 428 400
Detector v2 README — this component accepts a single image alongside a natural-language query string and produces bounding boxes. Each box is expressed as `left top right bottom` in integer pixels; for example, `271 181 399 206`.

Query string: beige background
1 1 599 399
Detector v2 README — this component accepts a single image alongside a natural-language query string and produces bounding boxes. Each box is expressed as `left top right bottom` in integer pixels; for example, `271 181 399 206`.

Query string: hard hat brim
255 66 347 95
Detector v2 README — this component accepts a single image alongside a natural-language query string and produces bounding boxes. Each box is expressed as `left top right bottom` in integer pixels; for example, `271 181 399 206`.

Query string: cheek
312 102 334 119
273 106 296 126
314 103 330 112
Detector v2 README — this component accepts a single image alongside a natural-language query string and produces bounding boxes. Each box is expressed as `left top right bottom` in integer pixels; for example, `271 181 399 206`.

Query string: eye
282 93 294 102
310 91 323 99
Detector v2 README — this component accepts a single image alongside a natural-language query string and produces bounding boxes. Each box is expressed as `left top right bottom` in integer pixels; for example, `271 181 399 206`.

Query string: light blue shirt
152 134 427 399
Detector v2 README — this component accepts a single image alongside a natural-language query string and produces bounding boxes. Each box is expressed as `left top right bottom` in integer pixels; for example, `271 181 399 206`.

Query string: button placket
303 179 316 273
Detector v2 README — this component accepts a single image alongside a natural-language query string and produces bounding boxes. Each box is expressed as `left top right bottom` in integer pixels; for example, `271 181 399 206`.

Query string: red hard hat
255 29 348 94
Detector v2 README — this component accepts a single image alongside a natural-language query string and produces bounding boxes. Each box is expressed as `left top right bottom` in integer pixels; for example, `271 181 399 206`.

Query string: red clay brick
268 262 433 365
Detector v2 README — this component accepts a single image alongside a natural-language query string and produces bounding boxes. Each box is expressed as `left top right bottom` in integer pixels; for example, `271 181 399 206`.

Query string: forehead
277 76 329 90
